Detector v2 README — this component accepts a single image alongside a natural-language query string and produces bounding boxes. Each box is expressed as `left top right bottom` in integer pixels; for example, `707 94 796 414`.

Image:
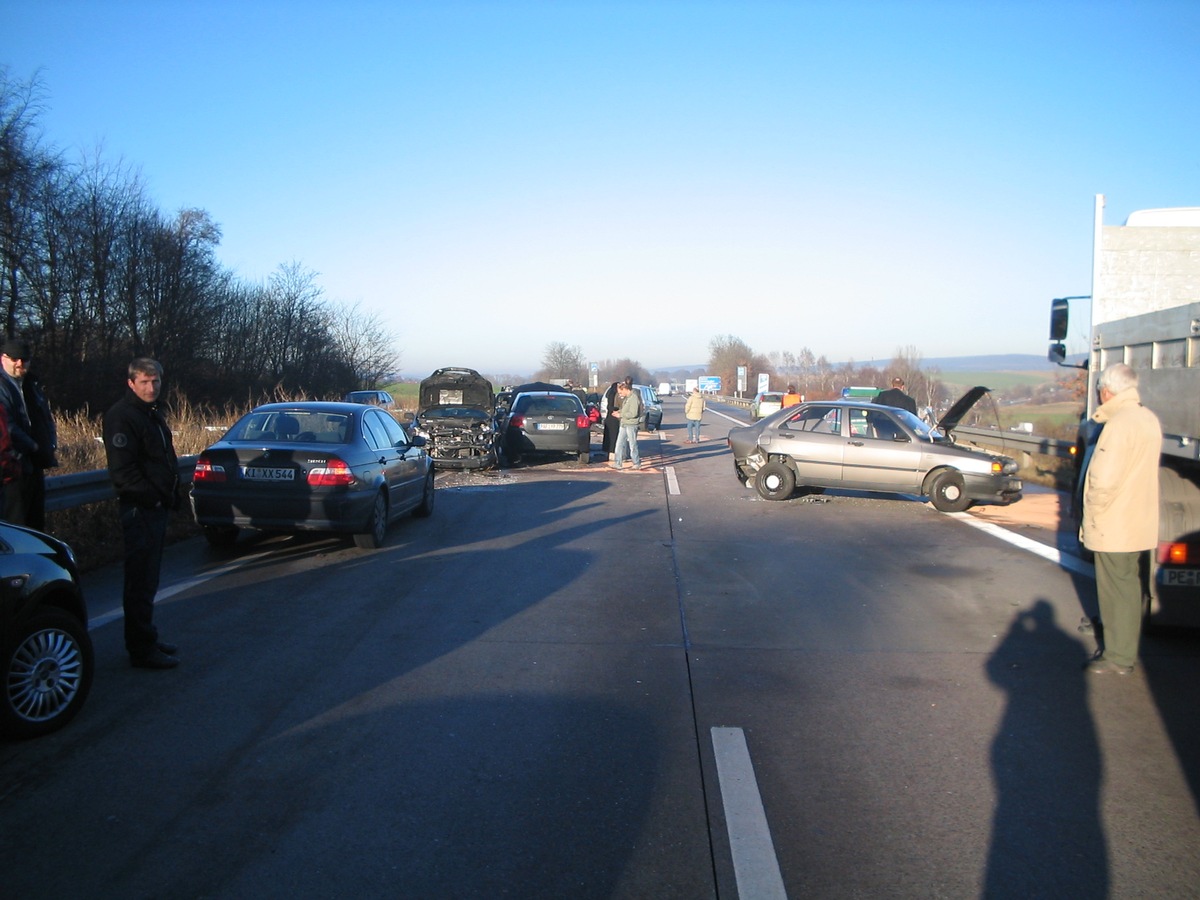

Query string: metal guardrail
954 426 1074 460
45 456 199 513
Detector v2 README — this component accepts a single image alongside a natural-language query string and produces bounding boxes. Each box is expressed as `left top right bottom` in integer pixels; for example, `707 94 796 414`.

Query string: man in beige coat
1080 363 1162 674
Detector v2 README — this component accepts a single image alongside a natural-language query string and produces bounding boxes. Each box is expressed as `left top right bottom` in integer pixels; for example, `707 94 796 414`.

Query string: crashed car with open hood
727 386 1022 512
413 367 500 470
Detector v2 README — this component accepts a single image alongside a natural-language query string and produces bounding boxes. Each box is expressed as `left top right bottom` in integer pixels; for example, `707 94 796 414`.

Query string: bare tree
538 341 587 383
330 301 399 388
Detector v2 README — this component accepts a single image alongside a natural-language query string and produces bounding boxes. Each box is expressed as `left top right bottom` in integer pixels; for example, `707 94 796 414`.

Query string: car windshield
893 408 950 443
227 410 351 444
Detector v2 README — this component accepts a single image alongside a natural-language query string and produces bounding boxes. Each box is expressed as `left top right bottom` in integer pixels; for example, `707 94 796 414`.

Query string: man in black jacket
0 338 59 527
104 358 181 669
874 377 918 415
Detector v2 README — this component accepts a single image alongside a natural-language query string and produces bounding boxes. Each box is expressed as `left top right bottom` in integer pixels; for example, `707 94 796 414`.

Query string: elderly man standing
1080 362 1162 675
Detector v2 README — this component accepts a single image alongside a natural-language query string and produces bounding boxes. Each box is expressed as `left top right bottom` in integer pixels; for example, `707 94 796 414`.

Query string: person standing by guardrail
104 357 182 671
0 337 55 527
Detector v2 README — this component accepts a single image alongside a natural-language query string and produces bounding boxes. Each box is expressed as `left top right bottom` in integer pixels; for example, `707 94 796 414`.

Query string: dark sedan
727 388 1022 511
1 522 94 739
191 402 435 549
502 391 592 465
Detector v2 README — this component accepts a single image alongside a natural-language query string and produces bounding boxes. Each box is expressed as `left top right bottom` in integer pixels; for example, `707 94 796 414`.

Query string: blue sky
6 0 1199 379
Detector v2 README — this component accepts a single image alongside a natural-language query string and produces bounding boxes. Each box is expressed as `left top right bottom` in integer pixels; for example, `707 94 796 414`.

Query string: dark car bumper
962 473 1023 505
191 485 377 533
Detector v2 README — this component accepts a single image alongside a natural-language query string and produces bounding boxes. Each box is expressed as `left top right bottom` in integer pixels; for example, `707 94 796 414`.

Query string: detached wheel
355 490 389 549
755 460 796 501
413 470 435 518
1 608 94 739
929 469 971 512
203 524 239 548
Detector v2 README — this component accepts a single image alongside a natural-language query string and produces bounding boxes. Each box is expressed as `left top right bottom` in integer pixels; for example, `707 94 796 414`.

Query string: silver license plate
1162 568 1200 587
536 423 567 431
240 466 295 481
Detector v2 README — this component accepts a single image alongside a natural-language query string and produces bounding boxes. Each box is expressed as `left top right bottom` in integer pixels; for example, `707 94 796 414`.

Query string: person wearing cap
874 377 917 415
0 337 58 528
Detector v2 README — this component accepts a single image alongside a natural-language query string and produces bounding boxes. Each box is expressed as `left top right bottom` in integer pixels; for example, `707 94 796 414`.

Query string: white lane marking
666 466 680 495
711 726 788 899
87 555 266 631
950 511 1096 579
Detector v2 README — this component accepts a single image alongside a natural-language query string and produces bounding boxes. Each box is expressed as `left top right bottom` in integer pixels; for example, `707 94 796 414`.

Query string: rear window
229 410 350 444
515 395 583 416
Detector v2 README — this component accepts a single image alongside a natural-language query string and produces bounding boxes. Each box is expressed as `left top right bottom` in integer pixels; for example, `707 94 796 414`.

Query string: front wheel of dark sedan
1 609 94 740
928 469 971 513
355 491 389 549
755 460 796 501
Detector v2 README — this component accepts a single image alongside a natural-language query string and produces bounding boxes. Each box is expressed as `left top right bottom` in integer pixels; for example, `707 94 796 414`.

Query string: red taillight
192 456 227 483
575 414 590 429
307 458 355 487
1158 541 1190 565
509 414 526 430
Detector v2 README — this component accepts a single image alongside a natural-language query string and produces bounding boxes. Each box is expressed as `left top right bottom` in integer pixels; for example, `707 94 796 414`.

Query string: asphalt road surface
3 396 1198 898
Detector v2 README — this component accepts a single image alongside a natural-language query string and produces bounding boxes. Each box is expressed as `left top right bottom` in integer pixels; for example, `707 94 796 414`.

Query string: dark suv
413 367 500 470
1 522 94 739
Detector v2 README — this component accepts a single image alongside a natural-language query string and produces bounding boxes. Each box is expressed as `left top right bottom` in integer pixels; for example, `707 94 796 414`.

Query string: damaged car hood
418 367 496 414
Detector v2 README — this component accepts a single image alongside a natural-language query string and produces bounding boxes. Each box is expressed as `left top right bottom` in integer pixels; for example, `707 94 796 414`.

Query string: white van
657 382 673 396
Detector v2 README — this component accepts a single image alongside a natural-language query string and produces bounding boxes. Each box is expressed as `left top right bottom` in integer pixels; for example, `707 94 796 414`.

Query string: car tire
203 524 239 548
413 471 435 518
755 460 796 501
928 469 971 512
355 491 389 549
1 608 94 740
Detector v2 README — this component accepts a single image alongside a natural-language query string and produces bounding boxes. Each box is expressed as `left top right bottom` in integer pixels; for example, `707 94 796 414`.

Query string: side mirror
1049 297 1070 340
1048 342 1067 365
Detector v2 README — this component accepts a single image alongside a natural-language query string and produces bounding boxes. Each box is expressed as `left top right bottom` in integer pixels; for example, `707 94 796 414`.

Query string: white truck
1049 195 1200 625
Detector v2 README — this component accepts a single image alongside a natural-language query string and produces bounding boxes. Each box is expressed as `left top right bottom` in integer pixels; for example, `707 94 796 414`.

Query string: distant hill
862 353 1061 372
657 353 1078 374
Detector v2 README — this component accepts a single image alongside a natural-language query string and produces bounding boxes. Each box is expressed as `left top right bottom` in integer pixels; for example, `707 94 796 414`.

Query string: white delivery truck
1049 195 1200 625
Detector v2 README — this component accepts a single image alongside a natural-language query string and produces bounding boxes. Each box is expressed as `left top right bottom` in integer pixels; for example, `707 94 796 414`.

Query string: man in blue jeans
612 382 643 470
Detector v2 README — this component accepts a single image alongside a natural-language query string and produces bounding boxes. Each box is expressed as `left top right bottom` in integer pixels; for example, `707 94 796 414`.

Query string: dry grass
46 390 261 571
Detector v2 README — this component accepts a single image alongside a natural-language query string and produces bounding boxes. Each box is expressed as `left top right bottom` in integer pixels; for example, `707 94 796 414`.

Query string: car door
770 404 844 484
360 409 410 514
841 407 924 491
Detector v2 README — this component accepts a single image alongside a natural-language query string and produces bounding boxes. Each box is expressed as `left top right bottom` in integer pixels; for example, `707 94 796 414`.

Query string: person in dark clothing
0 338 58 526
104 358 181 670
0 338 59 529
601 380 621 458
874 377 918 415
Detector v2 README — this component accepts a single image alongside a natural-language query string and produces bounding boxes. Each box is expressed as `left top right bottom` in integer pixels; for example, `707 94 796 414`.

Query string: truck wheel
755 460 796 501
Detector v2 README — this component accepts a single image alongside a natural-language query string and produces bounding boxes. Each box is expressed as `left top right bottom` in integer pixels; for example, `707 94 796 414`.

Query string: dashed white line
711 726 788 899
665 465 680 495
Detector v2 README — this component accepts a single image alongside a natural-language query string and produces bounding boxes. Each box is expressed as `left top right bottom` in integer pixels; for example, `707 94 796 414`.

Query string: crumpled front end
415 411 499 469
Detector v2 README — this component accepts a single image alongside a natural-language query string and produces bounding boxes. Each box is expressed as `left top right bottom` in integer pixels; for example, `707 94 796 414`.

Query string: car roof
251 401 370 415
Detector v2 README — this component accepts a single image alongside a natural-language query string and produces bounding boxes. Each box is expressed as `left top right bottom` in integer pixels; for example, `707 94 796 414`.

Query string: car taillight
1158 541 1191 565
193 456 227 483
308 458 355 487
575 414 590 429
509 414 526 430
